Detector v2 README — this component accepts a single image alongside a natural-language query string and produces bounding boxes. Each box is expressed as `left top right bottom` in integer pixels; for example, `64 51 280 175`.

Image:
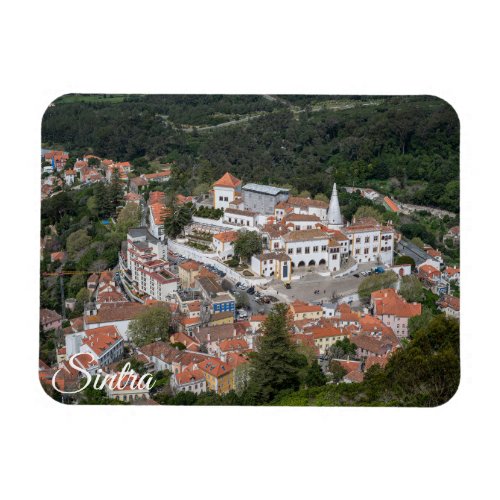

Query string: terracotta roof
85 303 151 324
291 300 323 314
438 294 460 311
82 325 122 357
219 338 248 352
283 213 321 222
426 248 442 258
418 265 441 277
445 266 460 276
371 289 421 318
383 196 400 212
198 358 233 378
179 260 201 272
365 356 389 370
225 352 249 369
40 308 61 325
345 370 365 383
287 196 328 209
150 202 171 225
213 172 242 189
175 367 205 385
213 231 239 243
308 326 344 339
351 334 394 356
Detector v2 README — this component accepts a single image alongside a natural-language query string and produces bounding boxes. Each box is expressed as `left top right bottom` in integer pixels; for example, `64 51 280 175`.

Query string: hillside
42 95 459 212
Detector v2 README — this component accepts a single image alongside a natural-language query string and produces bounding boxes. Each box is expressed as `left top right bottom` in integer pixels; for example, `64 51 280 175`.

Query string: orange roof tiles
198 358 233 378
371 288 422 318
213 231 239 243
383 196 400 212
179 260 201 272
213 172 242 189
291 300 323 314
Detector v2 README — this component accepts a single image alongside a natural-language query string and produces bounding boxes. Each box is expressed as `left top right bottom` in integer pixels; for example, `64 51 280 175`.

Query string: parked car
353 273 360 278
247 287 255 295
285 283 291 289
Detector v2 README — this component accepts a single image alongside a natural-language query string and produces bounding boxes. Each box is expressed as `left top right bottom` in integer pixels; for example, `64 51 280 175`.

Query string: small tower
327 182 343 229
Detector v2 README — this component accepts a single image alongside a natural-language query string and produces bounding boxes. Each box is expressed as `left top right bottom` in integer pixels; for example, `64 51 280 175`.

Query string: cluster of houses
41 150 172 200
40 155 460 402
40 275 429 400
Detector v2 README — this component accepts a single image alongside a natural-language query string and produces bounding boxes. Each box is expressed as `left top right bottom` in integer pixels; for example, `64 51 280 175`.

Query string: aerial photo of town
39 94 460 406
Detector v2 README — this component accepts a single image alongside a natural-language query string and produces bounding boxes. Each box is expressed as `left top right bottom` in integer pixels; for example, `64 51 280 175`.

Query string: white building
282 229 333 270
212 230 239 261
64 169 76 185
125 227 177 301
65 325 124 367
213 172 242 210
344 219 395 265
251 251 292 282
223 207 257 227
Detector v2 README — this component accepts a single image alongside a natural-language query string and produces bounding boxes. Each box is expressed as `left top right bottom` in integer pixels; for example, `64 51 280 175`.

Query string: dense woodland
42 95 459 212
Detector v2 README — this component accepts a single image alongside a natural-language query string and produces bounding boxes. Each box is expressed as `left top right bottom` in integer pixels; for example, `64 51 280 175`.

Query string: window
288 248 293 254
321 245 327 251
224 197 228 201
296 247 302 254
305 247 310 254
355 249 360 254
356 238 361 243
313 246 318 252
374 235 378 242
219 196 223 201
364 248 369 254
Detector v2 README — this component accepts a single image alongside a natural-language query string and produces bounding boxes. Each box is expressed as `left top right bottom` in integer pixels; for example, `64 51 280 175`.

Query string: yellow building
289 300 323 321
198 358 234 394
178 260 201 289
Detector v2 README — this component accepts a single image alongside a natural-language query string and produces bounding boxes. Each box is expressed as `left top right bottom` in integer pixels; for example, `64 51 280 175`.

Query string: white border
1 1 499 498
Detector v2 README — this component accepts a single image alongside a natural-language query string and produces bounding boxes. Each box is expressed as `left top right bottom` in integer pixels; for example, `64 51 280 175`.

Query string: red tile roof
383 196 400 212
198 358 233 378
213 231 239 243
371 288 422 318
213 172 242 188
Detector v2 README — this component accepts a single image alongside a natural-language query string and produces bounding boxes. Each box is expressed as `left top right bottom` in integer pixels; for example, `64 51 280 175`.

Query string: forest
42 94 459 213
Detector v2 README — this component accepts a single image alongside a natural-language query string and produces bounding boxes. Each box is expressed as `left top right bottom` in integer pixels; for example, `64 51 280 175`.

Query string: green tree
411 237 425 249
193 182 210 196
328 360 348 383
108 169 124 213
305 362 327 387
68 274 86 297
354 205 383 222
234 230 262 263
314 193 329 203
66 229 91 259
408 306 435 337
116 203 141 234
235 291 249 309
247 303 303 403
399 274 425 303
128 305 172 346
358 271 398 300
75 287 91 307
163 203 193 239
